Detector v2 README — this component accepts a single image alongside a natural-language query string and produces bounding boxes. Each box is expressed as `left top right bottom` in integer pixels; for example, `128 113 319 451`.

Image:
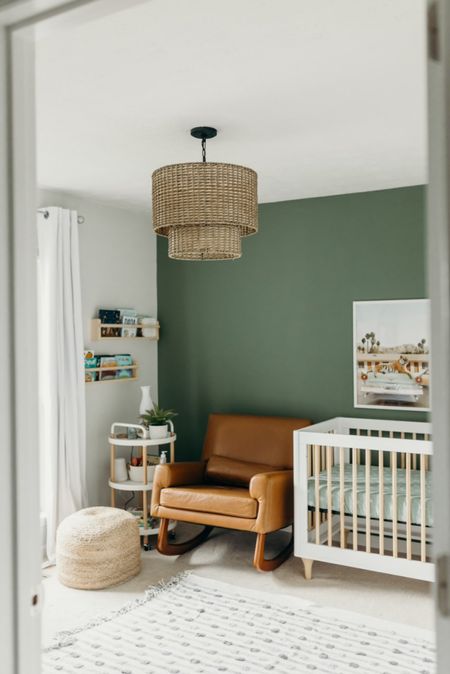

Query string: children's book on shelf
116 354 133 378
98 308 122 337
121 313 138 337
98 308 121 324
84 355 98 382
99 355 117 381
140 315 158 338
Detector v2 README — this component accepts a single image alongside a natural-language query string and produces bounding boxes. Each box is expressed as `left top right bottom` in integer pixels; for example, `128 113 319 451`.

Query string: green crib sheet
307 464 432 527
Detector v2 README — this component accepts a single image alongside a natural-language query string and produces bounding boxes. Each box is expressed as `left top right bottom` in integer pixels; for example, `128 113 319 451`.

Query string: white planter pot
128 464 157 483
149 424 168 440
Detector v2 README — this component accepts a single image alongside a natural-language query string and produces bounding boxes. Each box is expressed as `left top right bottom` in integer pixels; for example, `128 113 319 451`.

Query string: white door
428 0 450 670
0 5 150 674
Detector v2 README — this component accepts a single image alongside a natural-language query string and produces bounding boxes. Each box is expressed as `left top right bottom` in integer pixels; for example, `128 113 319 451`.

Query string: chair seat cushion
160 485 258 519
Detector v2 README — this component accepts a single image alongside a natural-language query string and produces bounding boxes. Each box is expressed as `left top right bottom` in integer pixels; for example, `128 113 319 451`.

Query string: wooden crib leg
302 558 314 580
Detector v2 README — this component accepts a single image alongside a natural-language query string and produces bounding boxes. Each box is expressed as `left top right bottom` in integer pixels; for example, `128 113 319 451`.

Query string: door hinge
428 1 440 62
437 554 450 616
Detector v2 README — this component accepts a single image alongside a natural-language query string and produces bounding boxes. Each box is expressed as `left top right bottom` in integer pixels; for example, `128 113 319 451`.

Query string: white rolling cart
108 422 176 550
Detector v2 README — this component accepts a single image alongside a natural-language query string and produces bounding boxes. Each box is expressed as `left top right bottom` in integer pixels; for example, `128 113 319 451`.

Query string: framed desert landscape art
353 299 430 411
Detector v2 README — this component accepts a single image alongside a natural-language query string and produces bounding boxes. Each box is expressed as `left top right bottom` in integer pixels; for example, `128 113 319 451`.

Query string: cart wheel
169 530 176 540
143 543 152 551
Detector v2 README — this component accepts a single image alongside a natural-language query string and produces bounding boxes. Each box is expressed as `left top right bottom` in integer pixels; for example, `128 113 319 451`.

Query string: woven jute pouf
56 507 141 590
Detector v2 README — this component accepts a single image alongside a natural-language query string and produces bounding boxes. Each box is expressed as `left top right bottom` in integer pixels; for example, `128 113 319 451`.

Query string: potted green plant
139 404 177 440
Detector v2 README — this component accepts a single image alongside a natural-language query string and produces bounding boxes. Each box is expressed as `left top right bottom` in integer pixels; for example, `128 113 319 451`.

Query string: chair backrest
202 413 311 471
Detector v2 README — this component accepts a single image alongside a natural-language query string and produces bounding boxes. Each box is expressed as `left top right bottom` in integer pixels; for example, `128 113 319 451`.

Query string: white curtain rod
37 208 85 224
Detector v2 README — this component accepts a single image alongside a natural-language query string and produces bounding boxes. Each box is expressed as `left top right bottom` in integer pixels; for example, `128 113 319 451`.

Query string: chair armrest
249 470 294 533
151 461 206 515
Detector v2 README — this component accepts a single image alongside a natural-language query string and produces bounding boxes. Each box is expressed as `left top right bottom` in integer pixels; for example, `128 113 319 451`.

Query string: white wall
39 189 158 506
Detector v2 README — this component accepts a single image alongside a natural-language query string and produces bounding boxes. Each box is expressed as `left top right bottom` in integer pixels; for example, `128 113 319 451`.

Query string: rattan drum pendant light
152 127 258 260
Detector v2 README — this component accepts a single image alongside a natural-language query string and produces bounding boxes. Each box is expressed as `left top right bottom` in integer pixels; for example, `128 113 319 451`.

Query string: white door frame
1 0 449 672
0 3 149 673
428 0 450 669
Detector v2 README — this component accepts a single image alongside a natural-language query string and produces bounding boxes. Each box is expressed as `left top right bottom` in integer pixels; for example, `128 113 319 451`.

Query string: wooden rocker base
157 518 213 556
253 529 294 572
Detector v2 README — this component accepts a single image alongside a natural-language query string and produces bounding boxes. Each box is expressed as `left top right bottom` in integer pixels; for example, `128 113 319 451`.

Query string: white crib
294 417 434 582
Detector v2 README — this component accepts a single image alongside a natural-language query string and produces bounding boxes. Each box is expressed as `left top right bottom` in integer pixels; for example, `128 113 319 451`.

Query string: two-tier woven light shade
152 130 258 260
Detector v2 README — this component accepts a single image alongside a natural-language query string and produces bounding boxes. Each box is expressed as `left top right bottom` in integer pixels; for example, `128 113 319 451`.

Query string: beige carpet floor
42 524 434 647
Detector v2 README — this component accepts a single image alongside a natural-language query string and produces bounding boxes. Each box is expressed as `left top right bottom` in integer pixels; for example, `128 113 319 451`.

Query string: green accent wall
157 186 426 461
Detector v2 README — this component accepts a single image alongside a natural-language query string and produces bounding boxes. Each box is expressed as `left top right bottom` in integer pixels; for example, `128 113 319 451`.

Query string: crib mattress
307 464 432 527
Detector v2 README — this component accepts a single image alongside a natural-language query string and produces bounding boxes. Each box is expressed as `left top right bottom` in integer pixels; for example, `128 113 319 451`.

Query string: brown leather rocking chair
151 413 311 571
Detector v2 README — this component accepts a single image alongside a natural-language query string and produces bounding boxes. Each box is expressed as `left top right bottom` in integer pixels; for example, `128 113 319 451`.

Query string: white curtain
37 207 88 564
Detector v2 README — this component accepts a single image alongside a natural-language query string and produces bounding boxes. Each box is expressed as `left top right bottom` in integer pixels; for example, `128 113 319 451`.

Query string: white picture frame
353 299 430 411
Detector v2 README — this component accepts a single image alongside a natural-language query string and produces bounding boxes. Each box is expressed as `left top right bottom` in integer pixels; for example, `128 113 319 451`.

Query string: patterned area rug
43 572 435 673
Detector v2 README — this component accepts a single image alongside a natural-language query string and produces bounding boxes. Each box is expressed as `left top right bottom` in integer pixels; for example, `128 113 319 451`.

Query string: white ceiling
36 0 427 211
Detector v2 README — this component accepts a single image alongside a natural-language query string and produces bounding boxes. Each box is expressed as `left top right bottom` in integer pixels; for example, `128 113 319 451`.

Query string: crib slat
307 445 312 530
352 447 358 550
339 447 345 548
315 445 320 545
379 451 384 556
406 452 412 560
391 451 398 558
365 449 371 553
327 445 332 546
412 434 417 470
399 432 405 469
420 452 426 562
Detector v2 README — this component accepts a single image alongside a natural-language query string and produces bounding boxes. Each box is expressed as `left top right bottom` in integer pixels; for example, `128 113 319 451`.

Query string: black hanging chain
202 137 206 163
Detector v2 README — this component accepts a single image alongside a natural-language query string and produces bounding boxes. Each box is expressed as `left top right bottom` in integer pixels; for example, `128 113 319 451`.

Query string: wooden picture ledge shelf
91 318 160 341
85 362 139 383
